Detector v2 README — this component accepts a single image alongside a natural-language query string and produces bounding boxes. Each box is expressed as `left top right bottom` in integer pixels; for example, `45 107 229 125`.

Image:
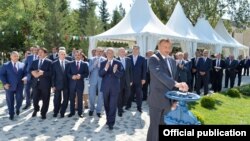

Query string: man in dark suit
117 48 133 117
99 48 124 130
196 50 212 95
225 55 238 88
147 39 188 141
176 52 189 83
52 50 71 118
30 48 52 119
236 55 244 86
243 56 250 76
23 46 39 109
190 51 201 92
48 47 58 61
142 50 154 101
212 53 226 92
67 51 89 118
184 52 193 92
126 46 146 113
0 51 26 120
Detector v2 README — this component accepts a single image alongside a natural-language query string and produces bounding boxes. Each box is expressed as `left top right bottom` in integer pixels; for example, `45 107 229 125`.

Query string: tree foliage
99 0 109 31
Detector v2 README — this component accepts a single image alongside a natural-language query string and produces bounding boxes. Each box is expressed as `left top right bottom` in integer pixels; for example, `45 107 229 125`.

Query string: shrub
201 96 215 109
238 85 250 96
192 111 205 125
226 88 241 98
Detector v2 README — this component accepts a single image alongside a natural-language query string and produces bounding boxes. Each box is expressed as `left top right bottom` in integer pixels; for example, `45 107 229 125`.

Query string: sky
69 0 134 14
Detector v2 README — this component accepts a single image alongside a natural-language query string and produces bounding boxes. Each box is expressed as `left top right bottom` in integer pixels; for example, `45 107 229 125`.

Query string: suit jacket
67 60 89 92
176 60 189 82
196 57 212 73
128 55 146 85
88 56 106 85
225 59 238 72
0 61 26 91
29 58 52 89
117 57 133 88
99 59 124 93
185 59 192 81
52 59 70 90
148 53 177 109
212 59 226 74
48 53 58 62
236 60 244 72
24 54 38 81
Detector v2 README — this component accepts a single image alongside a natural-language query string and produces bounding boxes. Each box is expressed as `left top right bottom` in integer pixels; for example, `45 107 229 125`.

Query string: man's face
11 53 19 62
92 49 96 56
95 49 102 57
59 51 66 60
132 47 139 55
203 51 208 57
74 52 81 60
118 49 126 57
216 54 221 59
38 50 46 59
195 51 200 57
106 50 114 60
158 41 172 56
33 48 38 54
178 54 184 60
52 48 57 53
184 53 188 59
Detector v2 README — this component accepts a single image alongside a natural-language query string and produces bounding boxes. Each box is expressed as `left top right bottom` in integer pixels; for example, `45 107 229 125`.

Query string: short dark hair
157 38 172 46
39 47 48 54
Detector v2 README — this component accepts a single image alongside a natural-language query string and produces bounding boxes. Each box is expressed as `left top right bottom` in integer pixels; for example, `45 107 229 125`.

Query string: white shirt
59 59 65 69
133 55 138 65
12 61 18 70
160 53 173 77
119 57 126 69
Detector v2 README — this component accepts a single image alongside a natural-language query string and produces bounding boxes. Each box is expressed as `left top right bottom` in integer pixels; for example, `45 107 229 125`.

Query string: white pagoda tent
215 19 249 57
194 17 233 55
166 1 200 57
88 0 187 57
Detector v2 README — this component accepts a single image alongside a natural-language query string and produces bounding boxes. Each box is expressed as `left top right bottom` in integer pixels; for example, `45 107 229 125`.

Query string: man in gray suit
176 52 189 83
146 39 188 141
88 47 106 117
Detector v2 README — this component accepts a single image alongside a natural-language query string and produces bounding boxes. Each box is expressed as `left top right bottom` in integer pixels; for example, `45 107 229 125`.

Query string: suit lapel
156 53 171 76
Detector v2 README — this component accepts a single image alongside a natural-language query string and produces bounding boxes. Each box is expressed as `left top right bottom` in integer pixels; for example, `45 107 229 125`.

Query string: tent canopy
166 1 199 41
89 0 186 57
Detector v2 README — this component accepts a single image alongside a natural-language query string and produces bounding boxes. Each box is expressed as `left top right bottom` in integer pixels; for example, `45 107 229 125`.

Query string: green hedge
201 96 215 109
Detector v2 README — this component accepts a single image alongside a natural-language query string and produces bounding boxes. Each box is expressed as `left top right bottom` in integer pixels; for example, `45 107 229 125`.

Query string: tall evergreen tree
110 7 122 27
99 0 110 31
79 0 96 34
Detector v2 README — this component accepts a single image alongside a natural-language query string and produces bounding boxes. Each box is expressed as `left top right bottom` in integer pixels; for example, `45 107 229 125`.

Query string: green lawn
0 82 2 89
189 93 250 124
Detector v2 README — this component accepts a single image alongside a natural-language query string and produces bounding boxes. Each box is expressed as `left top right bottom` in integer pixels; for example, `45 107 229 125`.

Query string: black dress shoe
16 110 20 116
41 115 46 119
108 125 113 130
118 113 122 117
137 109 142 113
78 114 83 118
97 113 101 118
89 111 93 116
9 115 14 120
53 113 57 117
32 111 37 117
68 113 75 117
22 105 30 110
60 114 64 118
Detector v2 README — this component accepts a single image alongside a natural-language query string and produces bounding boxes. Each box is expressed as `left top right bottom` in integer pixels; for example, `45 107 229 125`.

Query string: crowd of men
0 44 250 132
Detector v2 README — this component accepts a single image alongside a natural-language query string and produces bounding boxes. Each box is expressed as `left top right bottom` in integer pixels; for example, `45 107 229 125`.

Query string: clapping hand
4 84 10 90
105 61 110 70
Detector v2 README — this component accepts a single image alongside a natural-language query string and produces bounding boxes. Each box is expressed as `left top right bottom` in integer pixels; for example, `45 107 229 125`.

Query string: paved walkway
0 75 250 141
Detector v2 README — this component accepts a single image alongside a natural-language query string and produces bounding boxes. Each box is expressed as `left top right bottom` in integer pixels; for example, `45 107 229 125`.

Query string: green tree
99 0 110 31
78 0 96 34
110 8 122 27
